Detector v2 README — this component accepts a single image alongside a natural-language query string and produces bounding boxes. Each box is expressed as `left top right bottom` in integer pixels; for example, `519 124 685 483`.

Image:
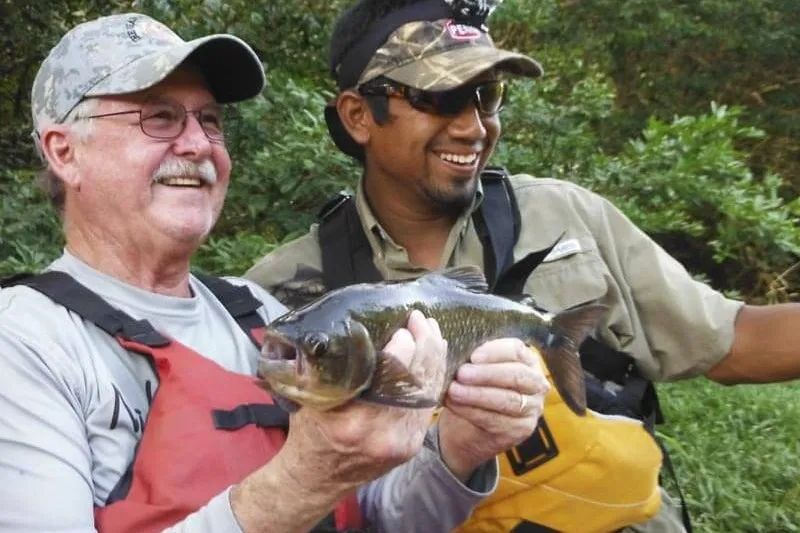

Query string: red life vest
16 271 363 533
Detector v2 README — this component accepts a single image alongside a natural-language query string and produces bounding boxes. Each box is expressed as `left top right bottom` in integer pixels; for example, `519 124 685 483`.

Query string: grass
657 379 800 532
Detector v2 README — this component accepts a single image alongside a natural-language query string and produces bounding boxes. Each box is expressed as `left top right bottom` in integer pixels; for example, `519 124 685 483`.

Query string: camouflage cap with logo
31 13 265 138
358 18 542 91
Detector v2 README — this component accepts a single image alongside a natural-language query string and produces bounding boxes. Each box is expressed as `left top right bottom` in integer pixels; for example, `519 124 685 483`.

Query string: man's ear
38 126 81 189
336 89 373 147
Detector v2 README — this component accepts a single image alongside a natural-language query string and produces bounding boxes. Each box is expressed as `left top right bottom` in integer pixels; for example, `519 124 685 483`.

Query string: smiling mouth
435 151 480 167
155 176 207 187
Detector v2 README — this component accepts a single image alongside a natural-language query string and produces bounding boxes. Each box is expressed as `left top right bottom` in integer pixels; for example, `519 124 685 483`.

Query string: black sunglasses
359 79 508 117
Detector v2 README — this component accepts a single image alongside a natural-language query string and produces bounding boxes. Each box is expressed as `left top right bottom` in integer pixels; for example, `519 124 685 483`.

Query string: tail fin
541 303 609 416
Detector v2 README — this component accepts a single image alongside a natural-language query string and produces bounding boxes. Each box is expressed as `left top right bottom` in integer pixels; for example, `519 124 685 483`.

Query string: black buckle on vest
212 403 290 431
318 191 352 221
121 319 170 347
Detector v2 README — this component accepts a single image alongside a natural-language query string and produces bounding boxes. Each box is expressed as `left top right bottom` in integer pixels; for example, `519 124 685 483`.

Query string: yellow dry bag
454 353 663 533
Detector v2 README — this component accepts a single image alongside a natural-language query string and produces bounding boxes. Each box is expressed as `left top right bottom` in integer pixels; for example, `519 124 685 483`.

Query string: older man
0 13 549 533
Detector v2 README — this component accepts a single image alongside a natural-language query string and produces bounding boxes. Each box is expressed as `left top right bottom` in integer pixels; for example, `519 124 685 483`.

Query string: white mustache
152 158 217 185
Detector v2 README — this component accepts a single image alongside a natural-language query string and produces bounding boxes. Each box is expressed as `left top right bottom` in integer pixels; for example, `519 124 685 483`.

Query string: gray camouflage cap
358 19 542 91
31 13 265 135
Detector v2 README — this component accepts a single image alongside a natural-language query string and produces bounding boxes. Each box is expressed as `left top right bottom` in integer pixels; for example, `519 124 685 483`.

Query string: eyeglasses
358 80 507 117
81 99 233 143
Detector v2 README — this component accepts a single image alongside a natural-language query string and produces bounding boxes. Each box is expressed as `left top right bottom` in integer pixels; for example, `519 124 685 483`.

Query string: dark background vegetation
1 1 798 530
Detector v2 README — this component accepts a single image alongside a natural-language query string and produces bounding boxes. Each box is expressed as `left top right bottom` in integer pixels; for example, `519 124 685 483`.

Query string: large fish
257 265 607 415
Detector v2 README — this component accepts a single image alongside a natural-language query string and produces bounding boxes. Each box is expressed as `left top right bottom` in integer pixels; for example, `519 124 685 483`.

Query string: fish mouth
258 331 359 411
260 331 306 378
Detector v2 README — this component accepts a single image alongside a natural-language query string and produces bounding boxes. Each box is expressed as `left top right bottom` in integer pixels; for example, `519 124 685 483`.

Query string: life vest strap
212 403 290 431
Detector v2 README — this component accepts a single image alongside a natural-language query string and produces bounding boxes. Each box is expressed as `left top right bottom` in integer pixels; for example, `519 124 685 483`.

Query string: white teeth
438 152 478 165
157 177 204 187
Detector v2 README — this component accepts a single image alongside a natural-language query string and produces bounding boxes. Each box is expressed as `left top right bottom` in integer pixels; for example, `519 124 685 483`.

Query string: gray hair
38 98 98 215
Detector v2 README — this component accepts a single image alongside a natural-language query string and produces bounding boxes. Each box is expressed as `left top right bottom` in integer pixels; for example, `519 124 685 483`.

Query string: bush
0 169 62 276
584 104 799 301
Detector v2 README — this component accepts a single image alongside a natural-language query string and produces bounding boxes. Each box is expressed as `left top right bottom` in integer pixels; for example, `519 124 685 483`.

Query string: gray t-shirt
0 251 496 533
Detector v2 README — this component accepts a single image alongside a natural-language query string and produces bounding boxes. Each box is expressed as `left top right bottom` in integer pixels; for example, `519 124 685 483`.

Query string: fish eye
302 332 329 358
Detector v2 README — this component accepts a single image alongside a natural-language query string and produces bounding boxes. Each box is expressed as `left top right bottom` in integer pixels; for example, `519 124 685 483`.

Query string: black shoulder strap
193 274 266 348
7 271 168 346
318 192 383 290
471 165 520 290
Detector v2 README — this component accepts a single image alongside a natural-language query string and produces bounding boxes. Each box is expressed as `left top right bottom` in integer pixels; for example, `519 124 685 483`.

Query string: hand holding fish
258 266 607 487
273 310 448 492
437 339 550 482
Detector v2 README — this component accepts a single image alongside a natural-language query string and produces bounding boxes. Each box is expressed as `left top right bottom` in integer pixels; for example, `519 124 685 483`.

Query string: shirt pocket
521 235 610 312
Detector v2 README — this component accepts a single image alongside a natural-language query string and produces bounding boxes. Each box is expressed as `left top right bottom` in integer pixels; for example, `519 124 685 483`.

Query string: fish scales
258 266 607 414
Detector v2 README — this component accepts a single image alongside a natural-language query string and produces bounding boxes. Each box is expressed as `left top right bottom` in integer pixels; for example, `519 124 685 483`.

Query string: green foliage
134 0 347 79
208 70 359 244
494 64 615 179
0 169 62 276
584 104 799 300
497 0 800 184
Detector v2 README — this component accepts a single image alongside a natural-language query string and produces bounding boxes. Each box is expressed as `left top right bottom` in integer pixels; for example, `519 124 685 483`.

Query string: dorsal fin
436 266 490 293
495 232 566 296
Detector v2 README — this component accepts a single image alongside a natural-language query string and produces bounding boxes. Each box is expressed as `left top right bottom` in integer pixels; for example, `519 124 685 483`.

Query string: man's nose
171 113 214 159
448 101 487 141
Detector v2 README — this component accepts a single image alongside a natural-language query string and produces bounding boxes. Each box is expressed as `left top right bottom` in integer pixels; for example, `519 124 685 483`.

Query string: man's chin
428 184 477 216
156 217 215 249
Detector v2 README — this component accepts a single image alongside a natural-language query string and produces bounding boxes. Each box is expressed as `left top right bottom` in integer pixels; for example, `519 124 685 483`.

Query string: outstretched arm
706 303 800 384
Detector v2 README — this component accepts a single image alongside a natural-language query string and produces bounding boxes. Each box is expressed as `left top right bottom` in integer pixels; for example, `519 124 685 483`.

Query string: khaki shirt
245 173 743 382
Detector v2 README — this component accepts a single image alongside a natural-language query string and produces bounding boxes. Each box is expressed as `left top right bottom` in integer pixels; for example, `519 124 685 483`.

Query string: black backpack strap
318 192 383 290
0 272 37 287
193 274 266 348
472 166 521 290
9 271 168 346
659 440 694 533
317 167 520 293
510 521 558 533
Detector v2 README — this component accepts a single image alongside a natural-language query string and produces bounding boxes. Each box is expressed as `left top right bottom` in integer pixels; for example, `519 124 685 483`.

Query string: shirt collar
352 176 485 274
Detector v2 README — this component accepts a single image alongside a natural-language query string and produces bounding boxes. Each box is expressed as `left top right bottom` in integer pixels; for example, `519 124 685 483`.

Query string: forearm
359 425 498 533
706 303 800 384
230 447 354 533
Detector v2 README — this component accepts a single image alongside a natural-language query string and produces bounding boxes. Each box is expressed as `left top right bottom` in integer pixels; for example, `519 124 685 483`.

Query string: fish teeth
438 152 478 165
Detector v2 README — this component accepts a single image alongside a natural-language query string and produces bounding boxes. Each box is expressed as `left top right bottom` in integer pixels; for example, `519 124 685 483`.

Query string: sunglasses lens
476 82 506 115
435 85 478 115
410 82 506 116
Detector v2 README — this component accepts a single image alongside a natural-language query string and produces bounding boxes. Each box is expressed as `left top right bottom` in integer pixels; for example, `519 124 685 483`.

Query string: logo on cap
445 19 482 40
125 17 142 42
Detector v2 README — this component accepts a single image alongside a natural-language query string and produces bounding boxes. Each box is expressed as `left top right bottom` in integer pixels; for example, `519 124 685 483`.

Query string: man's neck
64 222 195 298
363 178 459 271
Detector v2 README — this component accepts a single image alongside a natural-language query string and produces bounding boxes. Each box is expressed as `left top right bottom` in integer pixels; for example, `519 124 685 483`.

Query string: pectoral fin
359 352 438 408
